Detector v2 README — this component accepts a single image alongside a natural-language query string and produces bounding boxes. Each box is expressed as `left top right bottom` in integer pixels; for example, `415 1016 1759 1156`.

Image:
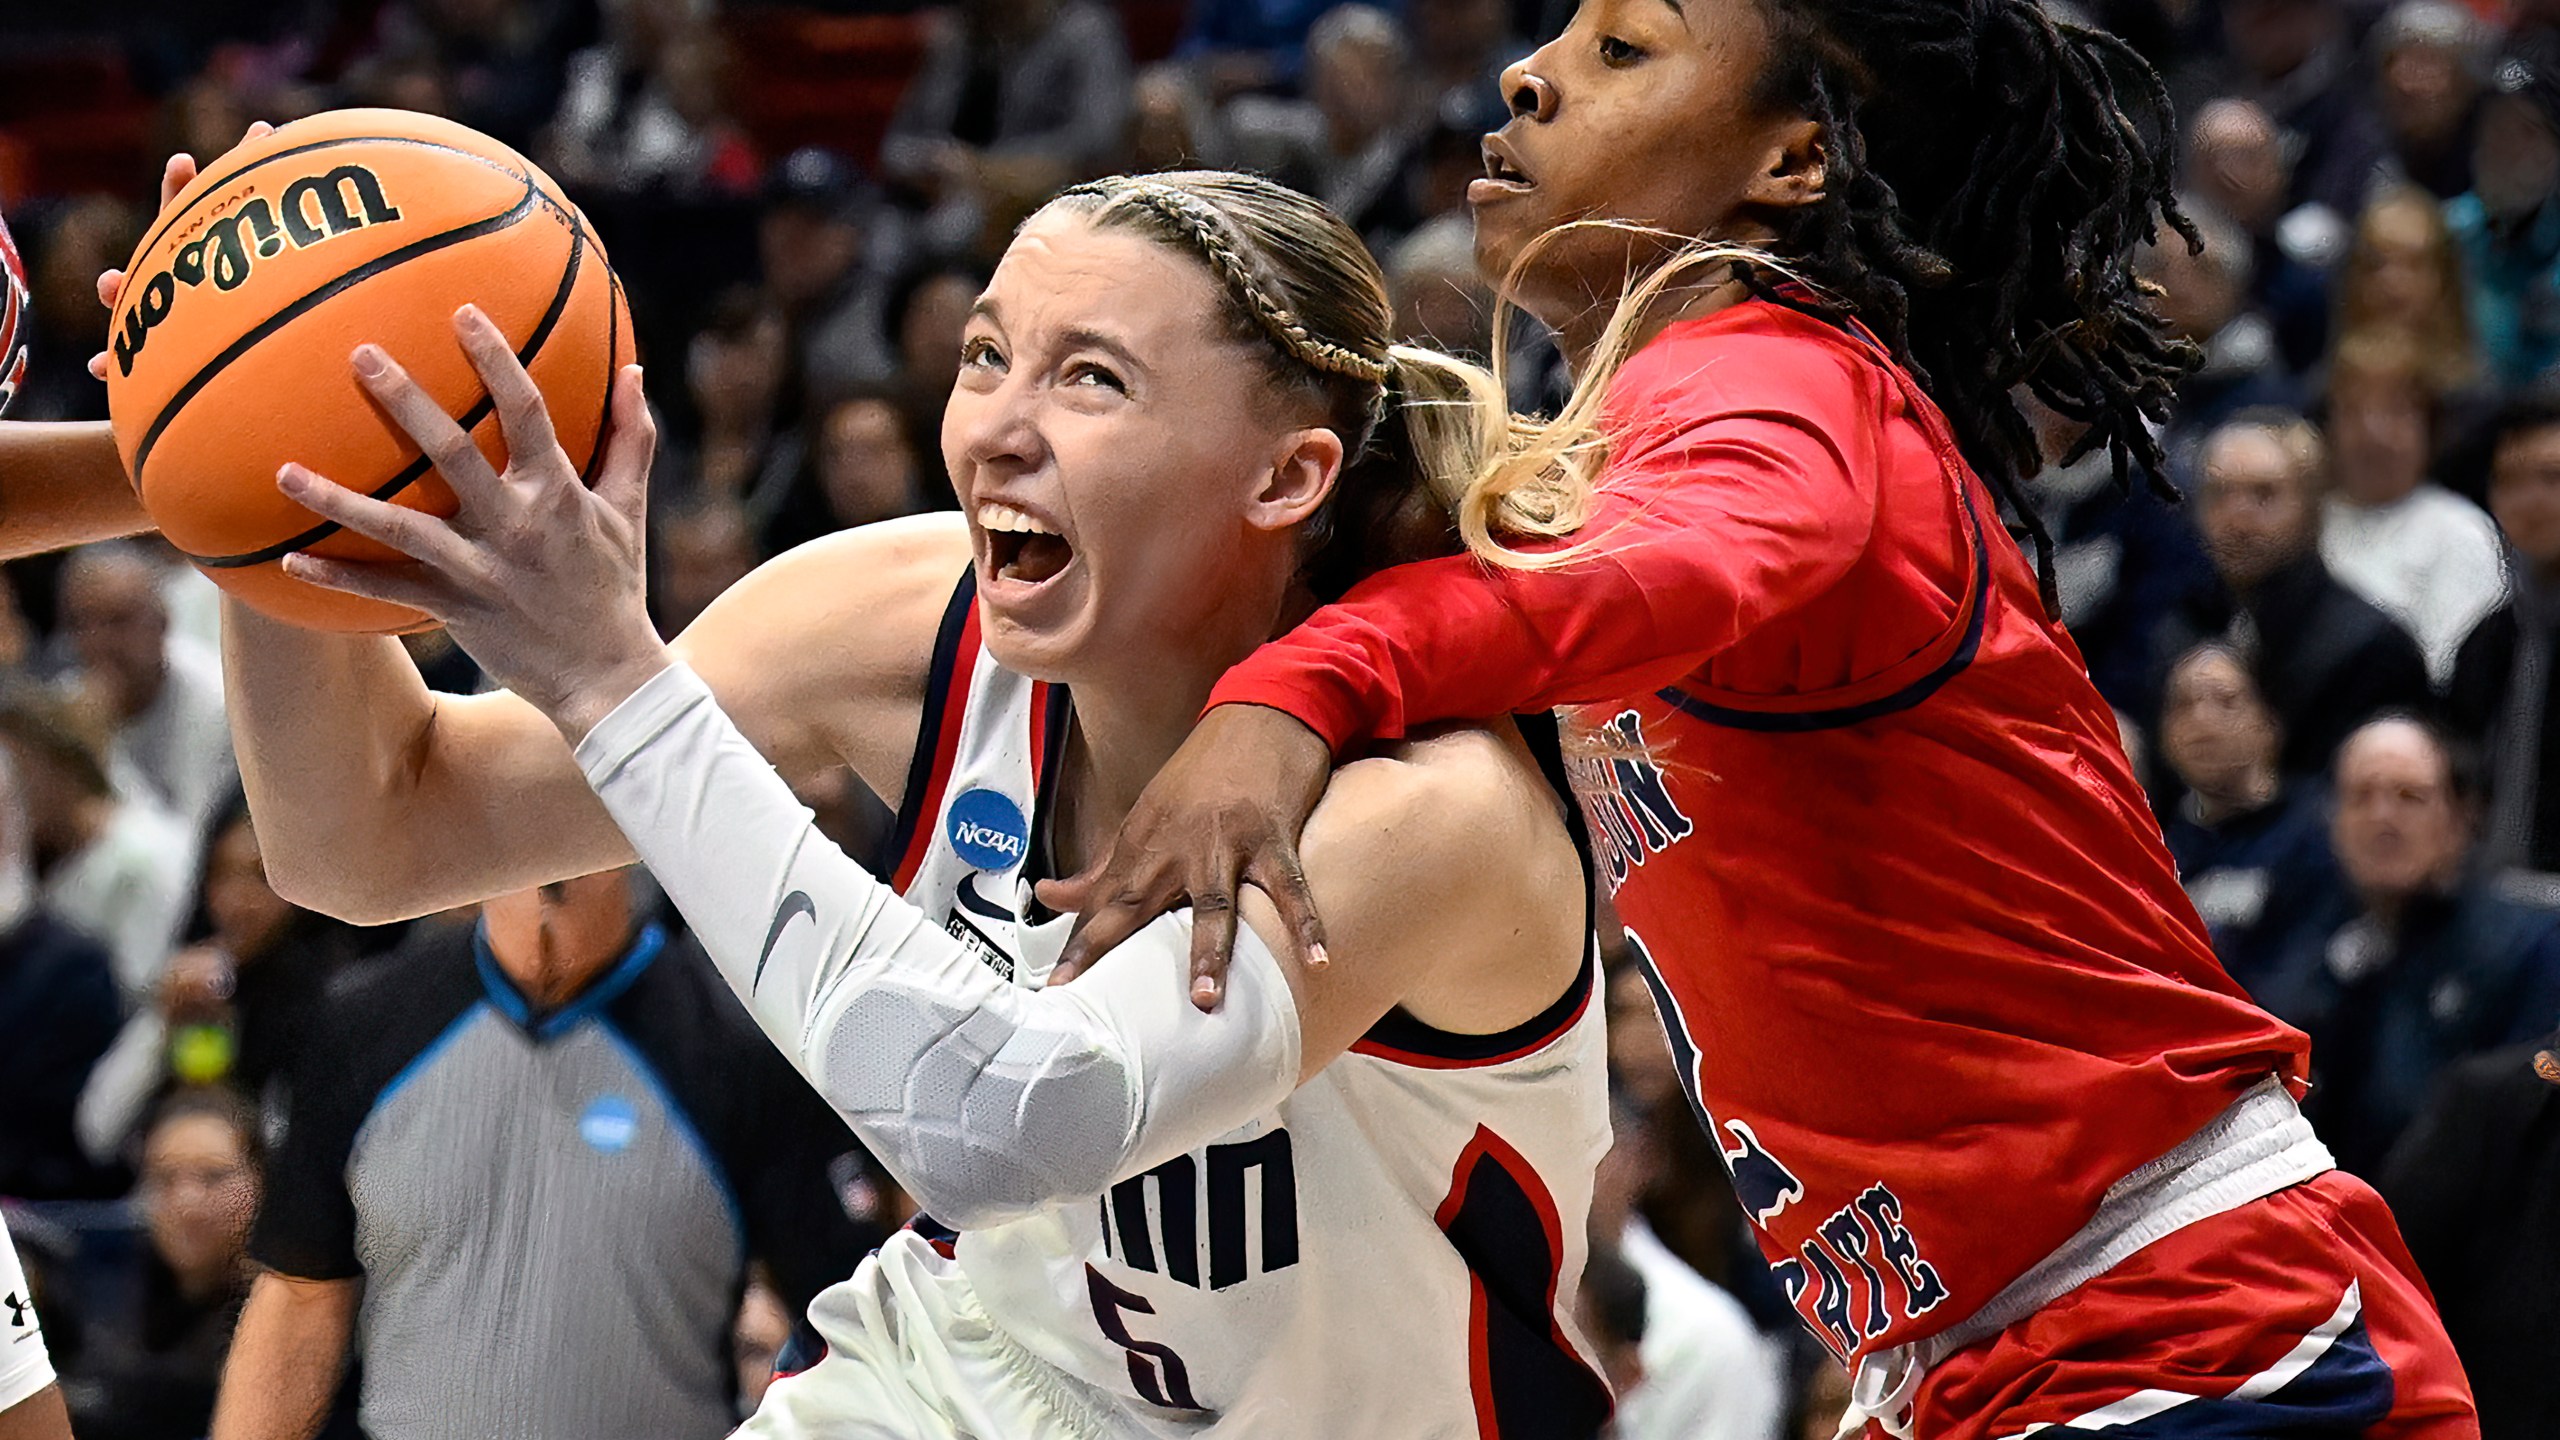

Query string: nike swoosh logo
756 890 816 994
954 872 1014 924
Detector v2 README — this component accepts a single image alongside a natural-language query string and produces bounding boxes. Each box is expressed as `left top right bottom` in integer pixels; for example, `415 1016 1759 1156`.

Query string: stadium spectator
759 393 933 558
341 0 577 153
881 0 1134 249
2448 44 2560 387
1174 0 1370 96
2335 188 2488 396
1407 0 1517 130
1385 213 1490 354
0 745 121 1201
2376 1037 2560 1440
2158 643 2345 984
2369 0 2490 201
729 1280 792 1420
2450 385 2560 873
546 0 758 200
63 1090 259 1440
757 150 904 404
56 545 234 838
1226 6 1432 239
15 199 141 426
156 802 383 1111
2182 99 2338 371
2318 330 2508 681
652 495 759 639
2219 0 2395 219
0 691 193 1026
673 289 800 516
215 870 878 1440
2149 412 2431 778
2256 716 2560 1175
1588 1097 1786 1440
1124 63 1229 175
2137 205 2298 476
2020 394 2216 711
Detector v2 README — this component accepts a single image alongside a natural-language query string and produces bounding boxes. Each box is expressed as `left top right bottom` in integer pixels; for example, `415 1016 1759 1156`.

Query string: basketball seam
129 133 533 276
135 176 546 488
579 265 626 486
183 204 594 571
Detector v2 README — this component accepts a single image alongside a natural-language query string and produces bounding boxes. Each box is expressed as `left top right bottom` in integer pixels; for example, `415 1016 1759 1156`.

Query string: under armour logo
4 1292 31 1328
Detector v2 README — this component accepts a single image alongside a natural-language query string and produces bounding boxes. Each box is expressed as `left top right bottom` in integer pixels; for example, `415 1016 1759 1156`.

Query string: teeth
978 501 1057 536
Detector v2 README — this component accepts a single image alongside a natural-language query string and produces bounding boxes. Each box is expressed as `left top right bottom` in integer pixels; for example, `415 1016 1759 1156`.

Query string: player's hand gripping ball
102 108 632 633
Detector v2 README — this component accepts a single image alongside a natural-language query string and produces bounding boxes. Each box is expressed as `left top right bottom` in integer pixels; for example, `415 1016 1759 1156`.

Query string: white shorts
740 1232 1117 1440
0 1212 57 1413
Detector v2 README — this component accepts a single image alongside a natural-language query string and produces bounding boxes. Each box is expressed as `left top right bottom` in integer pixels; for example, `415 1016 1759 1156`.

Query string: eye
959 336 1005 373
1598 34 1645 66
1067 361 1127 394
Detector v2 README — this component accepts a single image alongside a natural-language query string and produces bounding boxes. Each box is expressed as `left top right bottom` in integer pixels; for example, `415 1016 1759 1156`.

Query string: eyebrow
1059 325 1150 376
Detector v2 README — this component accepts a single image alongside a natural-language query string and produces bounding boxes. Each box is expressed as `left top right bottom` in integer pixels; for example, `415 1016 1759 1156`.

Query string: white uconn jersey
878 574 1617 1438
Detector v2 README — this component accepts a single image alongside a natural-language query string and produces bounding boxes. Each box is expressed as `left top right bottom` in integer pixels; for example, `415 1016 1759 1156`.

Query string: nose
956 372 1046 480
1502 54 1557 122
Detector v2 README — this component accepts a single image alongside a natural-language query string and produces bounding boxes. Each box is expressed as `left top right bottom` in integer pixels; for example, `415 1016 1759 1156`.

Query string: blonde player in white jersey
220 170 1616 1436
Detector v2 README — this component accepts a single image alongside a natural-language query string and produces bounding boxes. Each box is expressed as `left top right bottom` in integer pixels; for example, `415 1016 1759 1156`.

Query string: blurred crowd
0 0 2556 1436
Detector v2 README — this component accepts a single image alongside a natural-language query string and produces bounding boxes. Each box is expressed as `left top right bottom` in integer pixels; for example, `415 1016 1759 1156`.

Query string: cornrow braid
1745 0 2201 608
1060 178 1394 387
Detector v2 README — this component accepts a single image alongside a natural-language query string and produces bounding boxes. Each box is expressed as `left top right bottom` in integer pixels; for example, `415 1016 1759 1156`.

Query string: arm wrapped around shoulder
575 663 1303 1230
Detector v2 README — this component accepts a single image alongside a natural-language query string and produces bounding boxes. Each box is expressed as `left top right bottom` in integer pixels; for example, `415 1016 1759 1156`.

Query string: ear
1740 117 1827 213
1245 426 1345 533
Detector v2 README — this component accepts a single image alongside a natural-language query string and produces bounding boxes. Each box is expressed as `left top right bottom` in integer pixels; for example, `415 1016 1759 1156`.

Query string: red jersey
1208 300 2312 1365
0 208 28 417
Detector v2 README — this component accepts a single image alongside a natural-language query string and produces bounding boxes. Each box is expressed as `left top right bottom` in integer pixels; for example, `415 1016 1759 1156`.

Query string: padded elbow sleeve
579 663 1301 1231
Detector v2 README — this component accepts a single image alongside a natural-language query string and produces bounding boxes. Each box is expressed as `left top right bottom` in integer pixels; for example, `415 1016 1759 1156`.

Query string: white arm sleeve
575 662 1303 1231
0 1212 57 1413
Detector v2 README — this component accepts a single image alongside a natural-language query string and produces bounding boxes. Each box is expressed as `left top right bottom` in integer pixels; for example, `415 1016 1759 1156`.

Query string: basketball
102 108 632 633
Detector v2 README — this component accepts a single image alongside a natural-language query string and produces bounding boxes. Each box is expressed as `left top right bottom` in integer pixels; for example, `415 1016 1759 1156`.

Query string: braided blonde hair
1044 171 1558 595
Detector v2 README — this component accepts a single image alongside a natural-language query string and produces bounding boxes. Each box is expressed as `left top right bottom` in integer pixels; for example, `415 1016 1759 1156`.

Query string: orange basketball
104 108 633 633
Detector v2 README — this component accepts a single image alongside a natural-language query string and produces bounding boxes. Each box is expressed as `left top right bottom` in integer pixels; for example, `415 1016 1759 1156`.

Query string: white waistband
1839 1076 2335 1438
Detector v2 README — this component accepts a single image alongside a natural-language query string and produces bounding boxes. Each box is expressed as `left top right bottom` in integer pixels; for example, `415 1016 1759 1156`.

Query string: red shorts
1907 1172 2477 1439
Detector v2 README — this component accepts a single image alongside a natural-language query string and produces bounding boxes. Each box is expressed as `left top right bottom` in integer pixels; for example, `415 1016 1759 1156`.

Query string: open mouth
1476 137 1535 191
979 500 1074 587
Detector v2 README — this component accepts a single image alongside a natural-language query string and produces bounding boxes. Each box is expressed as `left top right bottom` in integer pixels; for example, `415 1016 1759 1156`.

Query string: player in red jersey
1046 2 2480 1436
0 148 247 560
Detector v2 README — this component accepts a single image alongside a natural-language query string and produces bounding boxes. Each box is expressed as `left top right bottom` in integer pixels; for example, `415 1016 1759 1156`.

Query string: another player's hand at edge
274 305 665 744
91 121 277 378
1037 703 1335 1010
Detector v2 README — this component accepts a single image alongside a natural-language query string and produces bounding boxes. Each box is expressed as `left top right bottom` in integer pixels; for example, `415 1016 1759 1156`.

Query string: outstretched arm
1048 391 1879 993
0 423 152 558
231 308 954 924
573 663 1578 1228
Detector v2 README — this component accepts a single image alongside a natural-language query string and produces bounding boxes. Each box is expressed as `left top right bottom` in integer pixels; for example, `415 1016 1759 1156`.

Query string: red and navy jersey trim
1351 948 1596 1069
883 571 982 891
1656 479 1991 733
1435 1125 1613 1438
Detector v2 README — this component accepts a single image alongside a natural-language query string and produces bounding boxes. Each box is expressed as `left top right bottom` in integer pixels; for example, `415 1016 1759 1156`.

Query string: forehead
2171 649 2251 694
984 211 1228 348
2203 428 2297 483
2493 422 2560 472
2342 724 2448 785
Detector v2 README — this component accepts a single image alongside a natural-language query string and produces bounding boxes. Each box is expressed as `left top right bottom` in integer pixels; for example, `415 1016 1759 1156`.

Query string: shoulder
1298 724 1584 1027
1610 301 1890 436
8 912 114 990
2411 485 2505 549
671 512 971 785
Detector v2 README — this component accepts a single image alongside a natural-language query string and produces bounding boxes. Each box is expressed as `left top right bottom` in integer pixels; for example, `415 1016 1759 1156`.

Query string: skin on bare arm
264 210 1592 1062
0 1387 71 1440
207 1272 359 1440
226 311 959 926
0 146 247 563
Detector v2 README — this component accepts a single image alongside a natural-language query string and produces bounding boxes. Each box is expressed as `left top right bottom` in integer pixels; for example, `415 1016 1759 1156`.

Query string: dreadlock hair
1465 0 2202 609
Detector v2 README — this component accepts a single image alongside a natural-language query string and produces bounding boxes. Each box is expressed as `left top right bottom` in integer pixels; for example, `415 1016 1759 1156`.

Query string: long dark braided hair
1748 0 2199 600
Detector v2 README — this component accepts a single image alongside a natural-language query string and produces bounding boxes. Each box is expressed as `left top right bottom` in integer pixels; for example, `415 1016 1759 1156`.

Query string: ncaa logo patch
579 1095 639 1154
947 788 1030 872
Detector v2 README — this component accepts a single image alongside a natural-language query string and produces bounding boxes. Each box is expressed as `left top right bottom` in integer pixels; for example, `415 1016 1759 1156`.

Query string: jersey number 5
1084 1264 1203 1411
